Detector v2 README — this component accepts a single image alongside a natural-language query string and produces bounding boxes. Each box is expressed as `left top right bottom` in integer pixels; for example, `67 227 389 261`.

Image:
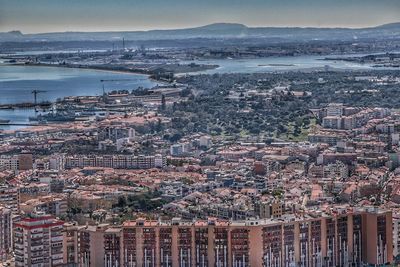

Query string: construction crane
31 90 47 112
31 90 47 105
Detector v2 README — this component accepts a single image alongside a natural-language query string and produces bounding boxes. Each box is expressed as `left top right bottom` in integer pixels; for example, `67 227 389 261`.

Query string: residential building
14 214 64 267
0 206 12 262
67 208 393 267
0 185 20 212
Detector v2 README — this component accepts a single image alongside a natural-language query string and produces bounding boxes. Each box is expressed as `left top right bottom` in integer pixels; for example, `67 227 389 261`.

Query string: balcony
31 245 44 252
14 243 24 250
52 253 63 260
51 236 63 242
14 232 23 238
52 258 64 265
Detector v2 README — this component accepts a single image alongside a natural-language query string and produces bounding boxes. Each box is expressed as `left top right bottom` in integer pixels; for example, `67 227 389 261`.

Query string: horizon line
3 20 400 35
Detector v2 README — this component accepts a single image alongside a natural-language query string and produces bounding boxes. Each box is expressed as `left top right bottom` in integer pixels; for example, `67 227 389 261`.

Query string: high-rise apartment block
61 207 393 267
0 185 20 212
0 206 12 262
14 214 64 267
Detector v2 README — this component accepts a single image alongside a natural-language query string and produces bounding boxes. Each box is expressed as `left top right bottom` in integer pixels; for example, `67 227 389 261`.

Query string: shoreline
1 62 171 86
1 59 219 82
0 62 173 119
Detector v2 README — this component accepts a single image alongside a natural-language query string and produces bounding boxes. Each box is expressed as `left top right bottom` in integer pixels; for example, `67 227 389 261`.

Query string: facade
14 214 64 267
393 216 400 259
0 155 19 171
49 154 65 171
308 134 343 146
98 126 136 142
0 185 20 212
0 206 12 262
20 196 68 217
65 154 166 169
19 153 34 170
326 103 344 117
0 153 33 171
63 223 80 266
322 116 342 129
68 224 121 267
254 201 284 219
64 208 392 267
170 144 182 156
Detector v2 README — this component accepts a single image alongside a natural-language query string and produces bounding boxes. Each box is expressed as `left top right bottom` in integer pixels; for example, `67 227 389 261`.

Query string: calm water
0 109 37 130
0 64 159 130
181 54 395 74
0 65 158 104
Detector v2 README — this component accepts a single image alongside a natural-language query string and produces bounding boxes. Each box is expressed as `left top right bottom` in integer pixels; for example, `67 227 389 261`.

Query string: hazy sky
0 0 399 33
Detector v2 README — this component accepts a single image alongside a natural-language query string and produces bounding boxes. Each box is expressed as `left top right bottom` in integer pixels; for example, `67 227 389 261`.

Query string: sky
0 0 399 33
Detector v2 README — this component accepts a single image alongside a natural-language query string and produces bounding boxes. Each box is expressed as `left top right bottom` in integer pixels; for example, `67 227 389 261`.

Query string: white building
326 103 344 117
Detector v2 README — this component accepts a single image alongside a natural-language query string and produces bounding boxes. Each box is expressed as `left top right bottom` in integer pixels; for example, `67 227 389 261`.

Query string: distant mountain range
1 22 400 42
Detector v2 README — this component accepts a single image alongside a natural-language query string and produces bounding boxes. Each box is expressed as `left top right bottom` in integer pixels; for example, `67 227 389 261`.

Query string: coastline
1 60 219 84
2 62 171 85
0 62 166 130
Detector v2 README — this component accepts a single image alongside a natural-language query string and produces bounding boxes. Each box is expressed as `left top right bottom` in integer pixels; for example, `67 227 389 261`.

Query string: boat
0 106 14 110
0 119 11 124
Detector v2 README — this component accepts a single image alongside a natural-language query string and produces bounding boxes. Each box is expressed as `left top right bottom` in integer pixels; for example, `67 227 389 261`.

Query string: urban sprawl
1 46 400 267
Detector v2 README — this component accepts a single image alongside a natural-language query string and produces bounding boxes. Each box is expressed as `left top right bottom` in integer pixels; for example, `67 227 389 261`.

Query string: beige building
254 201 284 219
20 195 68 216
63 223 122 267
63 207 393 267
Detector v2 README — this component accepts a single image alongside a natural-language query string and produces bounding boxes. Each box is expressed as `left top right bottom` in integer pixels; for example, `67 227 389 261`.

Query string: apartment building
65 207 392 267
64 223 122 267
326 103 344 117
98 126 136 142
63 223 80 266
0 153 33 171
0 185 20 212
14 214 64 267
65 154 166 169
254 201 284 219
20 195 68 217
0 206 12 262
